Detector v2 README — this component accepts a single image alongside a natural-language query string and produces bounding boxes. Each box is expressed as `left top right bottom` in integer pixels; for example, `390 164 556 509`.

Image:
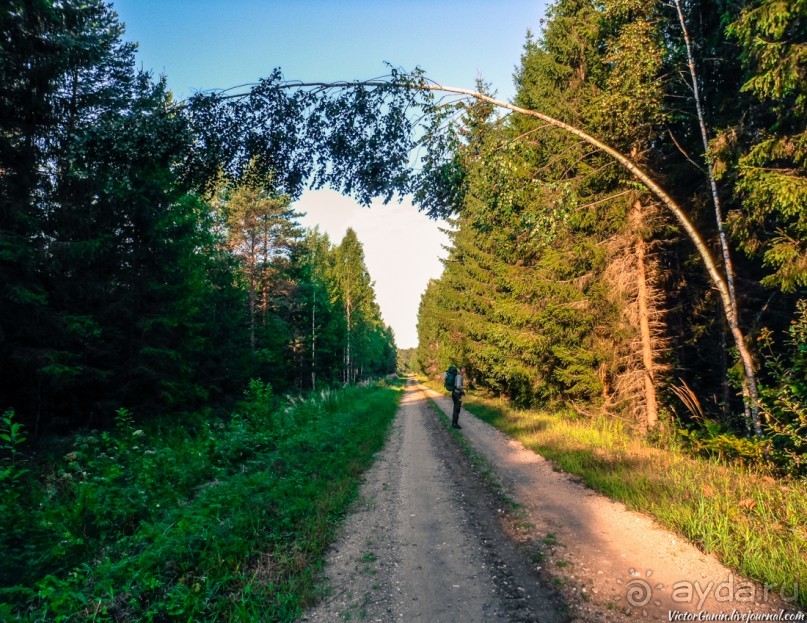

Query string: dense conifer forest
416 0 806 475
0 1 397 437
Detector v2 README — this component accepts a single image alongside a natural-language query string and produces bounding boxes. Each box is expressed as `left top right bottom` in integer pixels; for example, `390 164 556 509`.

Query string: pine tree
721 0 806 293
329 228 395 384
0 0 139 429
1 1 252 429
219 175 302 357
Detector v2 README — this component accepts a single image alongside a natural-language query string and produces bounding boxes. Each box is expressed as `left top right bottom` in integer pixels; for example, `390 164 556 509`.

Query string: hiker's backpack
444 365 458 392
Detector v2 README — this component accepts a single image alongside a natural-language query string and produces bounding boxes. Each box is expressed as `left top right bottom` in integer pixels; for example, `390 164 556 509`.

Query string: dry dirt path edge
424 384 801 622
301 380 568 623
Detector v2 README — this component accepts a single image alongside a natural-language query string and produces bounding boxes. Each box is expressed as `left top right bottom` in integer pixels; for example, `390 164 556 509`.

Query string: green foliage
759 299 807 475
2 0 803 514
0 384 401 621
729 0 806 113
0 1 255 430
184 66 427 205
417 0 661 416
595 0 667 148
413 101 469 218
415 0 805 447
2 1 404 435
329 228 397 384
0 411 29 576
0 409 27 471
293 228 343 389
215 170 307 388
676 423 774 470
396 347 418 374
717 0 807 292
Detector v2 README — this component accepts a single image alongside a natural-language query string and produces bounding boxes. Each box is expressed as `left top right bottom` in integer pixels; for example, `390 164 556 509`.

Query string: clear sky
113 0 548 348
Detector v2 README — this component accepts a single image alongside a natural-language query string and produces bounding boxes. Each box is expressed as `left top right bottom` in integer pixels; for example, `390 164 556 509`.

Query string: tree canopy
0 0 397 434
415 0 805 472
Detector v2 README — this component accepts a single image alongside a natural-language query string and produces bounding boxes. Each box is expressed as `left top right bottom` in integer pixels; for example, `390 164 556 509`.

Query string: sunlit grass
1 378 405 622
461 393 807 607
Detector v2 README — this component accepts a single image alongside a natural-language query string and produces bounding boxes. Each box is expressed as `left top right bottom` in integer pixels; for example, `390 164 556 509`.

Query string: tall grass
0 379 403 622
462 395 807 607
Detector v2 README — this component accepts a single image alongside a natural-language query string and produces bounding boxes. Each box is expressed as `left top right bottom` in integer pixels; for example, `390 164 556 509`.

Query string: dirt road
302 381 799 622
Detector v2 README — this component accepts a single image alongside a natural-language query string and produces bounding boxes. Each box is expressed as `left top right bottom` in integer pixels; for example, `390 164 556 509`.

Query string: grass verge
0 378 404 622
460 393 807 608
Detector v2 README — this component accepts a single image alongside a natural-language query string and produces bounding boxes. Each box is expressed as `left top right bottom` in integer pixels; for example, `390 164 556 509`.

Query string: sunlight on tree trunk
633 201 659 429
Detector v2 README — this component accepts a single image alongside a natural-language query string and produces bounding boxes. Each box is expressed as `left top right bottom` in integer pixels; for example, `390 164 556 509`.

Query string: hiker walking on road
451 366 466 429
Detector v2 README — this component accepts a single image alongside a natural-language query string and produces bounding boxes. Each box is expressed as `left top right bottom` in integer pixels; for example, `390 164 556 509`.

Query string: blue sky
113 0 548 348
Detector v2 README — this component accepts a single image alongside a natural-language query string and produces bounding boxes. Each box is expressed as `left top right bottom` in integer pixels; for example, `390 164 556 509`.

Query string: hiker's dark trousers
451 390 462 426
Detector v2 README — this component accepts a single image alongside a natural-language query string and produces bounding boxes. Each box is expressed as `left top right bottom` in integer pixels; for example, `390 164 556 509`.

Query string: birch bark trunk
672 0 756 433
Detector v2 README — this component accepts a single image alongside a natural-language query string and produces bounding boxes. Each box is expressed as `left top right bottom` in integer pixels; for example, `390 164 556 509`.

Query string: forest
1 4 399 617
0 2 397 436
416 0 806 475
1 0 805 619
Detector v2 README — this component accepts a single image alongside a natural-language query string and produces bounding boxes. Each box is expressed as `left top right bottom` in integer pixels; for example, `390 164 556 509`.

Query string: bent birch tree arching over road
411 80 762 435
200 71 761 433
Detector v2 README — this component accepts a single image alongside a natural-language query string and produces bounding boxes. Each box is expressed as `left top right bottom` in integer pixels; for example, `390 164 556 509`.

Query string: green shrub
1 382 401 621
0 409 31 586
759 299 807 475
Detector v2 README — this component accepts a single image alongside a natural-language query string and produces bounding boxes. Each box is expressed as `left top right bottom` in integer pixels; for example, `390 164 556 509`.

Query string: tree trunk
262 220 269 327
345 300 351 385
249 238 257 353
673 0 752 430
249 282 256 353
720 313 731 419
633 201 659 429
311 296 317 390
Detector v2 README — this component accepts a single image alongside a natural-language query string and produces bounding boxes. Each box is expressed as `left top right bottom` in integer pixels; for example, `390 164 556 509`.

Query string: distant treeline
0 2 395 435
416 0 805 472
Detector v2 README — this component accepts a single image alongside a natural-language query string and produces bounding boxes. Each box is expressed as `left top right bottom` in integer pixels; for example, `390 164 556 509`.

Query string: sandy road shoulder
424 385 801 622
301 386 405 622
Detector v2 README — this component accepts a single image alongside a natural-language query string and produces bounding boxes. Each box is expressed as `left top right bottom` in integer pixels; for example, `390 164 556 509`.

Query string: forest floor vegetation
452 389 807 609
0 379 403 622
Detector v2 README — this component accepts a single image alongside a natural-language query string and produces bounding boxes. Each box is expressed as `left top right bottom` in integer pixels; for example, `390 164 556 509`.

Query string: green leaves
724 0 807 293
0 410 27 467
729 0 806 113
415 0 662 414
2 384 401 621
329 229 395 383
186 70 425 207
